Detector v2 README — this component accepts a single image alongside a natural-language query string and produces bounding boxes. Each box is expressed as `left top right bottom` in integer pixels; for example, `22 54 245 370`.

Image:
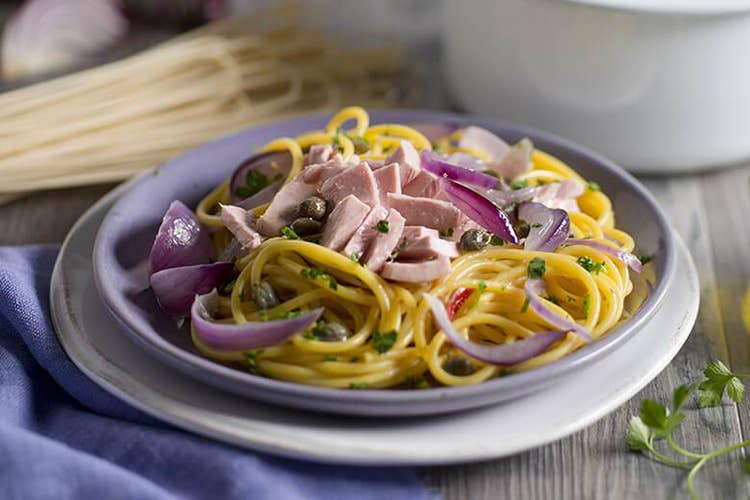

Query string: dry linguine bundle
0 10 415 201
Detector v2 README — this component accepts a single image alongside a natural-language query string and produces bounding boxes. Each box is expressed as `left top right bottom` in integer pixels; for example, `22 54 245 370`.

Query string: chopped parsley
638 254 653 265
323 355 338 362
577 256 606 274
527 257 546 279
582 293 591 318
300 267 338 290
587 181 601 192
510 179 529 190
281 226 299 239
245 350 259 374
277 310 302 320
222 278 237 295
490 235 505 246
387 239 408 262
439 227 454 238
373 330 397 354
349 382 368 389
376 220 390 233
234 170 272 199
333 127 370 154
478 281 487 293
404 374 430 389
350 251 361 263
520 297 530 313
547 295 561 306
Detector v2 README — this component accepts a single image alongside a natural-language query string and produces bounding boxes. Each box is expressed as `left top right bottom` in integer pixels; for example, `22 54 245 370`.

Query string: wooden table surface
2 163 749 499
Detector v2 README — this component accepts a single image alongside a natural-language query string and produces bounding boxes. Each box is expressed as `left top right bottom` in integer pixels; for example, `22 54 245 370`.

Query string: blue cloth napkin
0 245 435 500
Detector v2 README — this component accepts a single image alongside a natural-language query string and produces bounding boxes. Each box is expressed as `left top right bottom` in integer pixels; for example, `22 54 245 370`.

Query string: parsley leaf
281 226 299 239
235 170 270 199
626 416 654 452
587 181 601 192
245 350 259 374
577 256 605 274
520 297 530 313
300 267 338 290
376 220 390 233
349 382 368 389
350 251 361 263
527 257 546 279
404 374 430 389
327 275 338 290
510 179 529 190
373 330 397 353
698 360 746 407
490 235 505 246
323 355 338 362
638 254 653 265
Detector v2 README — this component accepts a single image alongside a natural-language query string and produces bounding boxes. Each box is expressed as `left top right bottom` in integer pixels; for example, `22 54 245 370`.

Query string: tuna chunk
363 208 406 272
373 163 401 205
402 170 442 198
342 205 388 260
386 140 421 187
305 144 334 165
320 195 371 251
300 155 351 184
398 234 459 260
531 179 584 213
381 255 452 283
320 162 380 207
255 179 316 236
220 204 262 249
386 193 460 233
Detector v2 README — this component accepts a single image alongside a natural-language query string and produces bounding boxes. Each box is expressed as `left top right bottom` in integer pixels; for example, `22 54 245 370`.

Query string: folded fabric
0 245 435 500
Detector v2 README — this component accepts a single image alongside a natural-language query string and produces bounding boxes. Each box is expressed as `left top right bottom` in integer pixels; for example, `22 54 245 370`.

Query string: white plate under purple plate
51 181 697 465
90 110 676 417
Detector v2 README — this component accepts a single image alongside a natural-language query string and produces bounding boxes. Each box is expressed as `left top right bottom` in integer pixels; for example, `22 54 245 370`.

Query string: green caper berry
296 196 327 220
459 228 491 251
442 356 475 376
251 281 279 310
290 217 323 236
314 322 350 342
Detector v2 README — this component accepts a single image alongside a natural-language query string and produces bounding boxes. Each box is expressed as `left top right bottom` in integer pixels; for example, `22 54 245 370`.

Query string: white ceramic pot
442 0 750 173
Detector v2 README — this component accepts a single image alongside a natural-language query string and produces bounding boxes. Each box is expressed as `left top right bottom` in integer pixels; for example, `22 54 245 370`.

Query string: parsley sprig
626 360 750 498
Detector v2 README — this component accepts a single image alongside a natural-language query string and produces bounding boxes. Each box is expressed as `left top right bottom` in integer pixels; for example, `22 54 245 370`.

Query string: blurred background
2 0 750 205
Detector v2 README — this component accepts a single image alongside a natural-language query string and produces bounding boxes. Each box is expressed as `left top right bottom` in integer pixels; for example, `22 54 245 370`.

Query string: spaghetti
167 107 647 389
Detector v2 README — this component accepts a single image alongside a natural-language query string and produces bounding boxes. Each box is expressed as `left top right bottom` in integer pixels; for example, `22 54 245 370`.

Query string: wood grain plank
0 185 114 245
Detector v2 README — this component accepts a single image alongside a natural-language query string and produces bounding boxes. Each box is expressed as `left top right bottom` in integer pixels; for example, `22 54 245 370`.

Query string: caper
251 281 279 310
312 321 350 342
290 217 323 236
442 356 475 376
351 136 370 154
296 196 327 220
459 228 491 251
514 221 530 239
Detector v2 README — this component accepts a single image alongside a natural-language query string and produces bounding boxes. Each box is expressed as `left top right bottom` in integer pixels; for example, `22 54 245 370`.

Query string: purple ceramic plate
93 110 676 417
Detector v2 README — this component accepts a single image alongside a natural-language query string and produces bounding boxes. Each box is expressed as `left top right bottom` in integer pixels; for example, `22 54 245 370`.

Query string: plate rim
50 188 699 464
90 109 678 415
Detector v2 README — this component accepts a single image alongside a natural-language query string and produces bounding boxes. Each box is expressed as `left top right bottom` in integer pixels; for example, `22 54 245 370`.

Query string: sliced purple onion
564 238 643 273
236 180 282 210
149 200 214 274
458 126 510 163
424 293 564 366
442 178 519 244
421 150 500 189
229 151 292 204
150 262 234 315
485 186 536 207
191 290 323 350
517 201 570 252
445 152 486 171
524 279 591 342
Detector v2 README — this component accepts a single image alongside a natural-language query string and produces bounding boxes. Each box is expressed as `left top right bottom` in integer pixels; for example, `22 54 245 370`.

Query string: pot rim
562 0 750 16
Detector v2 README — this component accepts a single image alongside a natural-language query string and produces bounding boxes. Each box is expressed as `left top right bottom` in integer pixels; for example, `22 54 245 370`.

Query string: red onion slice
485 186 537 207
445 153 486 171
424 293 564 366
421 150 500 189
229 151 292 204
150 262 234 315
191 290 323 351
524 279 592 342
149 200 214 274
517 201 570 252
564 238 643 273
441 179 519 244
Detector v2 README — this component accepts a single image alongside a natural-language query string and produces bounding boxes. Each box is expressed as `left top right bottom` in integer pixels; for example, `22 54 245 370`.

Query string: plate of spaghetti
93 107 676 416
